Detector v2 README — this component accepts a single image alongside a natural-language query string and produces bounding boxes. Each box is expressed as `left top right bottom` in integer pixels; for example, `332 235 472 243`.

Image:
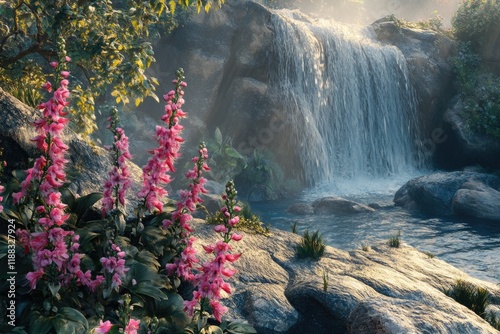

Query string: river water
251 177 500 283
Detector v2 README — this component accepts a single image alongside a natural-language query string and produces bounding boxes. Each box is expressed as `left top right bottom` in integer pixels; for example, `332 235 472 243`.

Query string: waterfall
269 10 426 189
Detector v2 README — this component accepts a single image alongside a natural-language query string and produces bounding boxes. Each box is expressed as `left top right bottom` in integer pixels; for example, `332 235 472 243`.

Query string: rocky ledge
192 221 500 334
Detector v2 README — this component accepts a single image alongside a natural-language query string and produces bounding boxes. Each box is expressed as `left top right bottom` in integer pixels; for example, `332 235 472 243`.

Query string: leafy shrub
443 279 490 318
207 201 271 236
452 0 500 52
388 230 402 248
296 229 325 260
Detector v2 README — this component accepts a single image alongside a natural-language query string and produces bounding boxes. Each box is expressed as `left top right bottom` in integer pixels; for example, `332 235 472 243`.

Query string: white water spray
269 10 427 191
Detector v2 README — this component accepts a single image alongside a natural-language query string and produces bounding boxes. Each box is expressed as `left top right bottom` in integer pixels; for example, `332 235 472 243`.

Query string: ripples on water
252 193 500 283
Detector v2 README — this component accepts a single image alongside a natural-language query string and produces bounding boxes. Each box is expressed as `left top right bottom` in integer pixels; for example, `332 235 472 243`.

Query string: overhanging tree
0 0 225 137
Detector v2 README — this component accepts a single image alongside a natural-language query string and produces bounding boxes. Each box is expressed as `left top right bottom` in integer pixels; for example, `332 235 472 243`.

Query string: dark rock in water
286 203 314 215
394 171 500 217
437 97 500 170
312 196 375 215
452 181 500 222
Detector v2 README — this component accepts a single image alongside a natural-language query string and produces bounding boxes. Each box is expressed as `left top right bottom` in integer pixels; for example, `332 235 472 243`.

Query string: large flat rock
191 220 500 333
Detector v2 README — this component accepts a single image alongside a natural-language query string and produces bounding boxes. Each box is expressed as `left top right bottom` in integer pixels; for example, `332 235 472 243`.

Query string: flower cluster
184 180 243 322
99 242 128 293
13 62 90 289
164 142 210 281
137 68 188 213
102 108 133 216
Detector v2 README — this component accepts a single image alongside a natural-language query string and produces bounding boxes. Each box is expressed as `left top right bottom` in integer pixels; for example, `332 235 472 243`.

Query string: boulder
452 181 500 222
191 220 500 333
312 196 375 215
394 171 500 216
286 203 314 215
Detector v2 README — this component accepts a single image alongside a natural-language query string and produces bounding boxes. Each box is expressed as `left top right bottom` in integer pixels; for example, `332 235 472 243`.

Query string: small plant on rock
443 279 490 318
296 229 325 261
388 230 401 248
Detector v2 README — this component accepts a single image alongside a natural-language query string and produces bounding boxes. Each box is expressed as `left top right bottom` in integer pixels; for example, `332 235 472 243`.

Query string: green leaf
58 308 88 330
52 316 71 334
215 127 223 146
135 250 161 270
48 282 61 297
59 187 76 211
30 313 53 334
74 192 103 221
225 147 245 160
207 325 223 334
226 320 258 334
131 281 168 301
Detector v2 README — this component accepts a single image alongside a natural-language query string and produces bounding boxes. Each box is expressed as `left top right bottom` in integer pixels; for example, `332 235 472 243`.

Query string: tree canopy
0 0 225 137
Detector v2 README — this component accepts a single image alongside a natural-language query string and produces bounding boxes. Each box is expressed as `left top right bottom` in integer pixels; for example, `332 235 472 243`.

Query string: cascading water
269 10 427 191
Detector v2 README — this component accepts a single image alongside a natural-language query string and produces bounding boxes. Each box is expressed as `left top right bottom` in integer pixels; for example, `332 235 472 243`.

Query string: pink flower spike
61 71 70 78
65 56 71 62
49 61 58 68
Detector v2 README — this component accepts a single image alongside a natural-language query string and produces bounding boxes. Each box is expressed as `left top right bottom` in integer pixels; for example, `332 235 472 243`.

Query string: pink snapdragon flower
94 320 112 334
164 143 210 282
14 69 89 291
137 68 188 213
98 242 129 293
102 108 133 216
184 180 243 323
124 318 140 334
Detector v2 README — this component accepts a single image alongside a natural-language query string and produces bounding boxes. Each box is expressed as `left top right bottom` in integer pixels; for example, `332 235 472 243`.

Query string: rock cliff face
192 220 500 334
372 19 456 141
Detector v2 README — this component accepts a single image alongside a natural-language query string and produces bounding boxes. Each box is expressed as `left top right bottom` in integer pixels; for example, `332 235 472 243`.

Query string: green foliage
0 0 223 137
206 127 246 183
388 230 401 248
295 229 325 261
236 149 300 201
451 42 500 139
388 12 444 32
452 0 500 52
207 201 271 236
443 279 490 318
290 221 298 234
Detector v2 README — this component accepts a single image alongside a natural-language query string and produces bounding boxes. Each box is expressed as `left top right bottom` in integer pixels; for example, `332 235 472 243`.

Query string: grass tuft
443 279 490 318
388 230 401 248
295 229 325 261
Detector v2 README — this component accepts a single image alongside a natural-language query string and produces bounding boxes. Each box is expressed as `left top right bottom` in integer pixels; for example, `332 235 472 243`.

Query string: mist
265 0 462 27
